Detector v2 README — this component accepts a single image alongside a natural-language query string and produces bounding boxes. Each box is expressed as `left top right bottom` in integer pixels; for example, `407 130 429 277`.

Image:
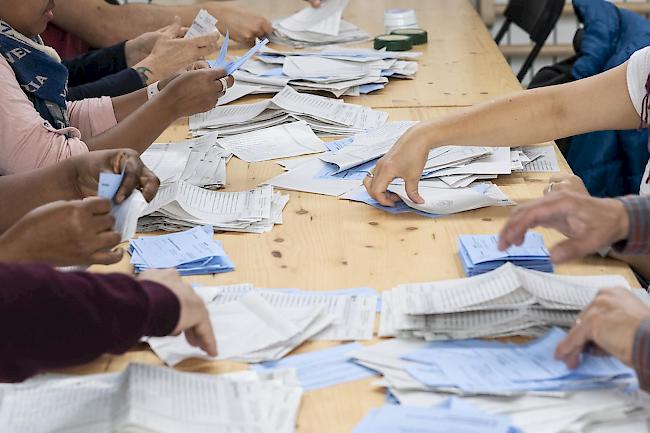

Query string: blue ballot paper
402 328 635 394
458 232 553 276
252 342 378 390
129 225 234 276
351 400 514 433
209 32 269 74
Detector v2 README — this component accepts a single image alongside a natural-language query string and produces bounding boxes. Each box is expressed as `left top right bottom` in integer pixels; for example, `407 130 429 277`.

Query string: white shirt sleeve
626 46 650 117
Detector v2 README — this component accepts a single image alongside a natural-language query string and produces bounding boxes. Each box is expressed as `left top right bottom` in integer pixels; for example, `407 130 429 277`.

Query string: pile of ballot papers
137 182 289 234
129 226 234 276
148 284 378 365
190 86 388 137
458 232 553 276
349 339 650 433
270 0 368 48
0 363 303 433
140 132 230 189
379 262 650 340
232 46 420 98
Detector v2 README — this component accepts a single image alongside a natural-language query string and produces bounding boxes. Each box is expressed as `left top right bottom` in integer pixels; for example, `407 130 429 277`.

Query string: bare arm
366 62 641 205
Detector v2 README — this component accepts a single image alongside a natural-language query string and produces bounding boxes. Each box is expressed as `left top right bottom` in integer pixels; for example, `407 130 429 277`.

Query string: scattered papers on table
138 181 289 233
0 363 302 433
271 0 368 48
216 120 326 162
141 132 230 189
459 232 553 276
351 400 513 433
98 171 147 242
190 86 388 137
404 327 635 395
232 46 419 98
379 262 647 340
512 145 560 172
252 343 378 391
129 225 234 276
184 9 217 39
148 284 378 365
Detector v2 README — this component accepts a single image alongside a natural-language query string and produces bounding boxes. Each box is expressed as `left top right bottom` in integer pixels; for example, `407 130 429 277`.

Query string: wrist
608 198 630 244
132 59 160 85
150 89 181 121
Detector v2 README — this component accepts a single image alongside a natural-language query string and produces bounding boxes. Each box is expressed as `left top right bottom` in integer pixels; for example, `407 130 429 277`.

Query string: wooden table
71 2 637 433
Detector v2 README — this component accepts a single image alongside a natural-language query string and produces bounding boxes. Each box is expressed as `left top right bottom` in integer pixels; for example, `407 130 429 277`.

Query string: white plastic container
384 8 418 33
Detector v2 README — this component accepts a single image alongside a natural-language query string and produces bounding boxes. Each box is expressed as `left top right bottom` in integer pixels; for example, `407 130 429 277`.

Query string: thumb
163 16 182 38
404 176 424 204
550 239 588 263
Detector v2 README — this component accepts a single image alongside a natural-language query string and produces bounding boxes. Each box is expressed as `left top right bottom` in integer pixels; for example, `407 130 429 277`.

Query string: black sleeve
63 42 130 86
66 68 145 100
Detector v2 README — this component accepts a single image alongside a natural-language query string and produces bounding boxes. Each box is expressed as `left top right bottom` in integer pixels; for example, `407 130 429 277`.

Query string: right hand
0 197 123 266
207 4 272 45
363 122 431 206
498 191 629 263
133 17 220 84
159 68 234 117
138 269 217 357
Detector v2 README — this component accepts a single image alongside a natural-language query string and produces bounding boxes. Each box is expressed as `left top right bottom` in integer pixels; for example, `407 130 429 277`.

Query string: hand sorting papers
271 0 368 48
140 132 230 189
190 85 388 137
234 46 420 98
129 225 234 275
208 31 270 75
379 262 649 340
252 343 378 391
459 232 553 276
148 284 378 365
98 171 147 241
138 181 289 233
0 363 302 433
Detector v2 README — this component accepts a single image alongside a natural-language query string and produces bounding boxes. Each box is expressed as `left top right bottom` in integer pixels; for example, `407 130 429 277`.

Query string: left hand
544 174 589 196
70 149 160 204
124 20 187 67
207 3 273 45
555 287 650 368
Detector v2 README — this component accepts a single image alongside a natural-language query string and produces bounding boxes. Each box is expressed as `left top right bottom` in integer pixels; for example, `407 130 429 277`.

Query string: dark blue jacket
568 0 650 197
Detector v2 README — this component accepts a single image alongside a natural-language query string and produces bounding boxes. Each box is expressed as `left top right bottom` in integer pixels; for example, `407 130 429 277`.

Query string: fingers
115 164 140 204
308 0 321 6
364 162 400 206
82 197 113 215
550 238 592 263
189 60 210 71
162 16 181 39
140 168 161 203
192 31 220 55
555 310 596 369
185 315 218 357
404 175 424 204
89 248 125 266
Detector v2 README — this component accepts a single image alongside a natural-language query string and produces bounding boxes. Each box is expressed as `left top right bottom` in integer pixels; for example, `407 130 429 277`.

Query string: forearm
423 64 639 149
0 263 178 382
85 94 176 153
0 160 77 232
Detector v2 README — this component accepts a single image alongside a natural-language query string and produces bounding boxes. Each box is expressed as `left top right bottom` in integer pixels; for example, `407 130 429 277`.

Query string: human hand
498 191 629 263
0 198 123 266
124 21 186 67
159 68 234 117
363 123 431 206
306 0 321 7
69 149 160 204
138 269 217 357
133 17 219 84
544 174 589 196
555 287 650 368
208 3 272 45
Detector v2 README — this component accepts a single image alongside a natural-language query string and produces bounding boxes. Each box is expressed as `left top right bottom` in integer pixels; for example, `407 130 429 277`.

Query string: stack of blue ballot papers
458 232 553 276
351 399 518 433
402 327 635 395
129 225 234 276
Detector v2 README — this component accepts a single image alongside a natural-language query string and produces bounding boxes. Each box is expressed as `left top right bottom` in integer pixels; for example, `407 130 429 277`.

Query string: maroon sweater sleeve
0 263 179 382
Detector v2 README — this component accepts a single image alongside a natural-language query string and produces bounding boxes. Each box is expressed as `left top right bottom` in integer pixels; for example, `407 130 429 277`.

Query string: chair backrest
503 0 565 44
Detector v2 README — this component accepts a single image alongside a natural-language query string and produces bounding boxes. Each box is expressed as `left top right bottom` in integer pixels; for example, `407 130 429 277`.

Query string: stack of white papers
140 132 230 189
138 181 289 233
0 363 302 433
148 284 378 365
190 86 388 137
98 171 147 242
379 263 649 340
511 145 561 172
270 0 368 48
232 46 420 98
129 225 234 276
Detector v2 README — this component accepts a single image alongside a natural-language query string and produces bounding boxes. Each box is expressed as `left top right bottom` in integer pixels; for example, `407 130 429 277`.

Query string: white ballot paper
217 121 326 162
149 292 335 364
141 132 230 188
0 363 303 433
184 9 218 39
279 0 349 36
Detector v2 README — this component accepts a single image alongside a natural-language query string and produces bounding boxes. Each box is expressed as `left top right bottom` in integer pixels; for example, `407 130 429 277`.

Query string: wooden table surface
68 2 637 433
